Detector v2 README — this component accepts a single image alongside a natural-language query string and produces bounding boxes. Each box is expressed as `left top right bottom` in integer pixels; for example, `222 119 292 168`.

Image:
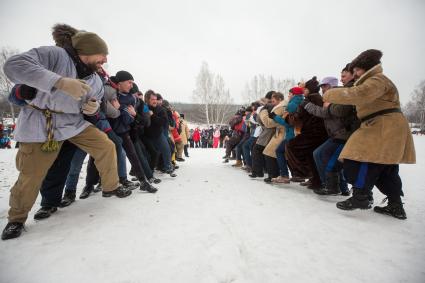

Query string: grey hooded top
4 46 103 142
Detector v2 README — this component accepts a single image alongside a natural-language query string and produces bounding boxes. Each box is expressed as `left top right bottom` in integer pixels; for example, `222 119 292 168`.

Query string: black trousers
119 132 146 181
40 141 77 207
251 144 266 176
225 134 242 157
343 159 404 203
265 156 279 179
184 144 189 157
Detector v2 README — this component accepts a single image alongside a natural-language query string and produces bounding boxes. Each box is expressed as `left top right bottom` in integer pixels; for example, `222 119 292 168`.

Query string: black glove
268 111 276 119
299 100 309 108
18 84 37 100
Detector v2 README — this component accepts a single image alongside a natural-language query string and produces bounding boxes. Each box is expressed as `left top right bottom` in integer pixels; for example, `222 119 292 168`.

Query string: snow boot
336 188 372 210
120 178 139 190
34 206 58 220
264 177 272 183
102 186 132 198
79 185 94 199
290 176 306 182
60 190 76 207
300 179 312 186
148 177 161 184
1 222 24 240
374 199 407 220
314 172 340 195
93 184 102 193
176 157 185 162
249 173 264 178
272 176 290 184
140 180 158 193
232 160 243 167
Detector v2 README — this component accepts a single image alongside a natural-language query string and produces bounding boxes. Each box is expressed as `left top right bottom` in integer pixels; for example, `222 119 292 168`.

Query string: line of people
223 49 416 220
1 24 190 240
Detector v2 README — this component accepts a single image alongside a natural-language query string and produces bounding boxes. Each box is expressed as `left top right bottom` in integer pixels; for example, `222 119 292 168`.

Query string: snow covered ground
0 138 424 283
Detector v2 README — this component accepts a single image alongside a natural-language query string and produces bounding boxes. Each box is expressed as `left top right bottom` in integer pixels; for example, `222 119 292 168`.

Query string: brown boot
232 160 243 167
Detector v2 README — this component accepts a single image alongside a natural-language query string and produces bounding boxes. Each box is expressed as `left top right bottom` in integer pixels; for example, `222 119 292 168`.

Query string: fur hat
304 76 320 94
350 49 382 72
52 24 78 47
52 23 108 55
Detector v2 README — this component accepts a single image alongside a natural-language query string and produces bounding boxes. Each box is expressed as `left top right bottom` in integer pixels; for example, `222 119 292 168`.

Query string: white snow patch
0 138 424 283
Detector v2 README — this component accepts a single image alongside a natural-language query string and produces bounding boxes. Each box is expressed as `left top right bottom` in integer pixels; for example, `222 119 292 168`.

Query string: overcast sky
1 0 424 104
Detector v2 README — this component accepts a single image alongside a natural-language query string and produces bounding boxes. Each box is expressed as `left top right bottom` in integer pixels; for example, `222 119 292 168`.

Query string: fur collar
354 64 383 86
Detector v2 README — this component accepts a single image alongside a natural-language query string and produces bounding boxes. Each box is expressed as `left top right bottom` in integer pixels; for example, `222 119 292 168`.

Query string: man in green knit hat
1 24 132 241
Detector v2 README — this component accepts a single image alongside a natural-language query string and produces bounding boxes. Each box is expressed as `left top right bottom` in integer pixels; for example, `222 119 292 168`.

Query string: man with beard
1 24 132 240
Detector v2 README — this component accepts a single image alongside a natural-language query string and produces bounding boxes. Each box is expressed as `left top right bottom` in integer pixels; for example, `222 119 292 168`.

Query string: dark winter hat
265 91 275 100
115 71 134 83
304 76 320 94
71 31 108 55
289 86 304 95
349 49 383 72
162 100 170 108
129 82 139 94
52 24 78 47
109 76 118 84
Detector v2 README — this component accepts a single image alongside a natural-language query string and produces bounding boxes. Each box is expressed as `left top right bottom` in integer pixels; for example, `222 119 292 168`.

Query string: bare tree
0 47 19 124
405 80 425 130
242 74 296 103
192 62 235 126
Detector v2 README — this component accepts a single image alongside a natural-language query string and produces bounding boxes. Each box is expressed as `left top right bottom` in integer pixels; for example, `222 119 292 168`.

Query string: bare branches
242 75 296 103
0 46 19 124
192 62 235 126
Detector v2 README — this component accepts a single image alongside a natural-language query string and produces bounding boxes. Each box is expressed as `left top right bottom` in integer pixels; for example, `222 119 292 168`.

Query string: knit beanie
350 49 382 72
115 71 134 83
289 86 304 95
71 31 108 55
304 76 320 94
129 82 139 94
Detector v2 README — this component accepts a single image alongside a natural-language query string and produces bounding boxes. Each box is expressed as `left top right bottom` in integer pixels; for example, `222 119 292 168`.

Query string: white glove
54 77 91 101
82 100 100 116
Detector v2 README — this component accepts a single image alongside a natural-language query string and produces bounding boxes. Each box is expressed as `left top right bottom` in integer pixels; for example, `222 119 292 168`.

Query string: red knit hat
289 86 304 95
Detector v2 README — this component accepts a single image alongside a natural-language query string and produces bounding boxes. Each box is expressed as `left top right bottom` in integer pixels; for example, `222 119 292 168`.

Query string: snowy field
0 137 424 283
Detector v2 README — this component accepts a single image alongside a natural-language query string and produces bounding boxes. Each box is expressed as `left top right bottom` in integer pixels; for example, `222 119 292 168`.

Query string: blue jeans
64 148 87 191
275 140 289 177
242 136 256 167
146 134 172 171
313 139 348 193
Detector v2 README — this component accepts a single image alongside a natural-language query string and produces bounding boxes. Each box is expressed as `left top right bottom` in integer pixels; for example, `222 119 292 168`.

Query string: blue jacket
273 95 304 141
110 92 136 134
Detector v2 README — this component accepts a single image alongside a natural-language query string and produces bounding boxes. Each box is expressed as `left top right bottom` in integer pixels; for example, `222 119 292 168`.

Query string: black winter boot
140 180 158 193
336 188 372 210
1 222 24 240
34 207 58 220
148 177 161 184
102 185 132 198
374 199 407 220
314 172 340 195
120 177 139 190
79 185 94 199
60 190 76 207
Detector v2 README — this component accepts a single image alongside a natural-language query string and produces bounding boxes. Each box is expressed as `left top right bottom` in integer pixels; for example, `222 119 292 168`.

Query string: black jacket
144 105 168 138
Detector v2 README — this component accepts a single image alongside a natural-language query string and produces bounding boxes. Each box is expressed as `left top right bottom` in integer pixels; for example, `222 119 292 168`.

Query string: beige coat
262 100 287 158
323 64 415 164
180 119 190 145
